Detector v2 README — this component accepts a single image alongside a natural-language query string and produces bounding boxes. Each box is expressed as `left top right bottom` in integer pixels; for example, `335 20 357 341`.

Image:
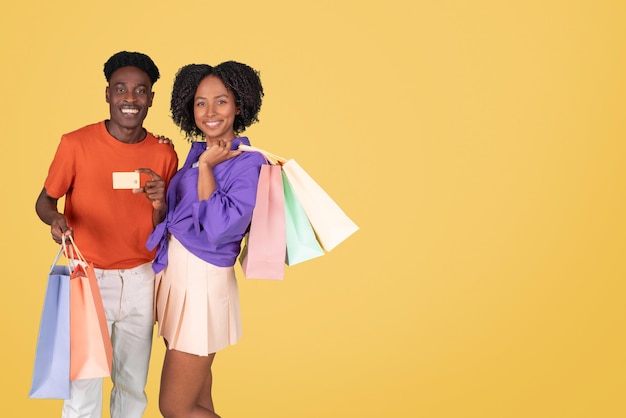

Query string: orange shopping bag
67 237 113 380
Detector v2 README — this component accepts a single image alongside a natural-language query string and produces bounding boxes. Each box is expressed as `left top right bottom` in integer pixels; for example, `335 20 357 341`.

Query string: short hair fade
103 51 160 85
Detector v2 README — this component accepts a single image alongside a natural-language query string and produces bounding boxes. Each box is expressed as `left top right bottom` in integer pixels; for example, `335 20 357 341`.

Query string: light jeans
62 262 155 418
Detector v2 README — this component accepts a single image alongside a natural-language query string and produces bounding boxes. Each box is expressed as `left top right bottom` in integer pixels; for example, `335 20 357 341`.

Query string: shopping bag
68 237 113 380
29 245 71 399
282 171 325 266
239 163 286 279
281 159 358 251
240 144 359 252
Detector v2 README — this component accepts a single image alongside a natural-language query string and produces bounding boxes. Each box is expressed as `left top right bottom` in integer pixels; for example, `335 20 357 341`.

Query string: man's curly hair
103 51 160 85
170 61 264 141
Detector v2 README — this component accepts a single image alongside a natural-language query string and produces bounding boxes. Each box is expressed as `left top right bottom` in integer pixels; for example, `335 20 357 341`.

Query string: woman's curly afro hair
170 61 264 141
103 51 160 85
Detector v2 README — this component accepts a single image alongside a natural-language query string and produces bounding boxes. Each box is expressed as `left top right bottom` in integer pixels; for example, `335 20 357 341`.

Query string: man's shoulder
144 131 179 160
63 121 103 139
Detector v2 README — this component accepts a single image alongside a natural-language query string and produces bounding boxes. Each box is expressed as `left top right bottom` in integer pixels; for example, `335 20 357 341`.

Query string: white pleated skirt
155 235 242 356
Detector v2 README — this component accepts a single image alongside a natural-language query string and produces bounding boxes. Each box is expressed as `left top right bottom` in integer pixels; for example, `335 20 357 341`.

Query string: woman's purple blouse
147 137 266 273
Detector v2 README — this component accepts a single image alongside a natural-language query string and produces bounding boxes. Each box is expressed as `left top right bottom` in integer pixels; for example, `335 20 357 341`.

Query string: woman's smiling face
194 75 239 145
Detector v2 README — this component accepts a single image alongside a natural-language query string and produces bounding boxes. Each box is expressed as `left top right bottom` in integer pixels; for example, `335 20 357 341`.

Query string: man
35 51 178 418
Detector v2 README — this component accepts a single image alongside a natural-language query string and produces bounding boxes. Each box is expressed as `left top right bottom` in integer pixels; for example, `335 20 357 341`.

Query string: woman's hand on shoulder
199 139 242 168
155 134 175 149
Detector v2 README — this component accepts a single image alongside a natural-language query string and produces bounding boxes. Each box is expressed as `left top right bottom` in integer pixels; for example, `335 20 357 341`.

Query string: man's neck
105 120 146 144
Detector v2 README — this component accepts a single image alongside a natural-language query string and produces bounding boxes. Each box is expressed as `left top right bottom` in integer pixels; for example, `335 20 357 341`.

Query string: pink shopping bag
239 163 286 279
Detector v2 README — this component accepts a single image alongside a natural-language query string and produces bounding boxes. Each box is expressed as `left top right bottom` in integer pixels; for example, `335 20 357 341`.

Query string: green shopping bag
282 171 325 266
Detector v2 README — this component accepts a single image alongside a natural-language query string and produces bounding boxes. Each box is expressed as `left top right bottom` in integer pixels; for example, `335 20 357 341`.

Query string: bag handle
49 243 66 273
50 234 91 274
67 235 88 267
238 144 287 165
51 235 88 273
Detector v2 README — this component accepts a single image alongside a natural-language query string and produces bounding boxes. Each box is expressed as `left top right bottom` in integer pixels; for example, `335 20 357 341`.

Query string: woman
147 61 266 418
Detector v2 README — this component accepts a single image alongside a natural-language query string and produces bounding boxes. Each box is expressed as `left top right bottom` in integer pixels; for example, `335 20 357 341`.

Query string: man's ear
105 86 110 103
148 91 155 108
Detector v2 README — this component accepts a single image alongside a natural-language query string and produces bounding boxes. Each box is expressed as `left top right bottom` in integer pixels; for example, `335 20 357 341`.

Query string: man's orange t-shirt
44 121 179 269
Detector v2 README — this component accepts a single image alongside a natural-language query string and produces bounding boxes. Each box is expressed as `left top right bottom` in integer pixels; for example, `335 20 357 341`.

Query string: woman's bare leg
159 348 220 418
196 365 216 412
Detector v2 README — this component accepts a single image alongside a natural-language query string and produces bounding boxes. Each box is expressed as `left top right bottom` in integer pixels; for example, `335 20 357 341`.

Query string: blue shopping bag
29 245 71 399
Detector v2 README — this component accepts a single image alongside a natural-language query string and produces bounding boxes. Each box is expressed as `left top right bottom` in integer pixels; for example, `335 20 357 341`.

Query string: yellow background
1 1 625 417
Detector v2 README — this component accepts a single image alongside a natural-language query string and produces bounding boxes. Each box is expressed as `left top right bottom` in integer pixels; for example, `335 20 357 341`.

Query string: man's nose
123 91 138 102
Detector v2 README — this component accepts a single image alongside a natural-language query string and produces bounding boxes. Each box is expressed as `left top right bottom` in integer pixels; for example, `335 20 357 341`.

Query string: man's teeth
122 109 139 114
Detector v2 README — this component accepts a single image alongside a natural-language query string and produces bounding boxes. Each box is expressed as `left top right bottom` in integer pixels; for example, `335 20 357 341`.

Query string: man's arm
35 187 72 243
